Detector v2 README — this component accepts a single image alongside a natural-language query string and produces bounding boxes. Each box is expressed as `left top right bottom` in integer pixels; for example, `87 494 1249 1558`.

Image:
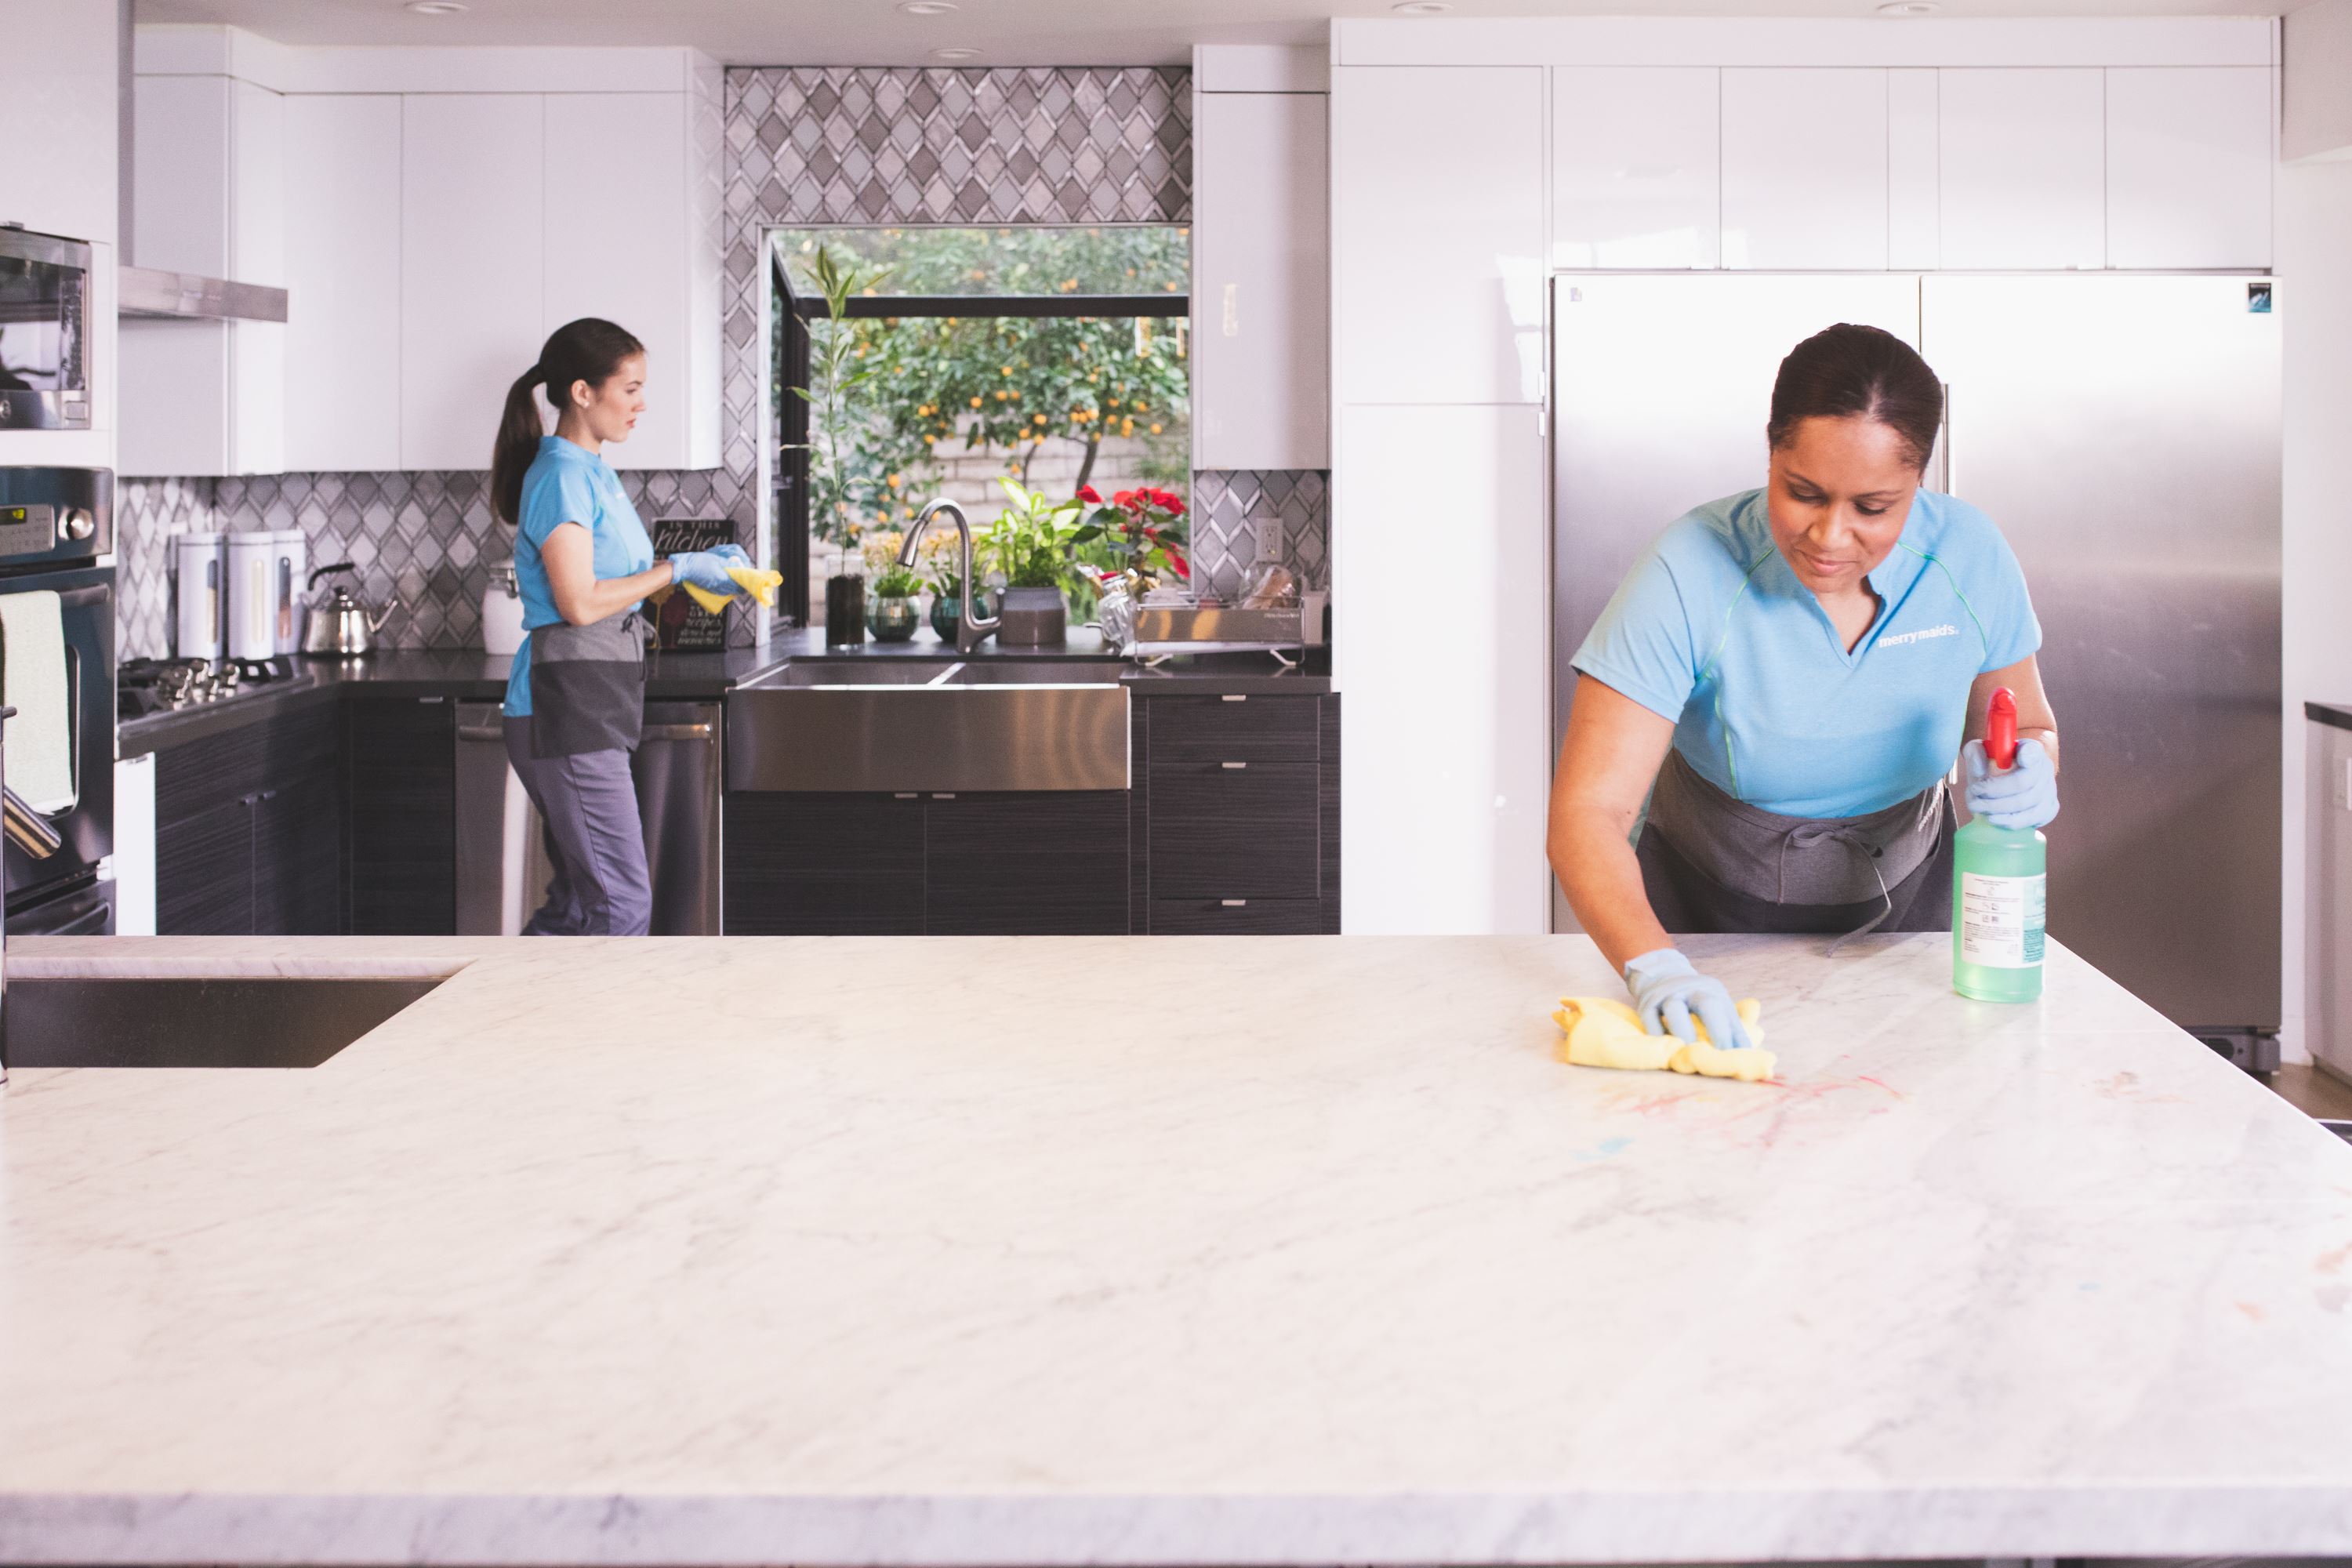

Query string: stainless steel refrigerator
1551 272 2281 1042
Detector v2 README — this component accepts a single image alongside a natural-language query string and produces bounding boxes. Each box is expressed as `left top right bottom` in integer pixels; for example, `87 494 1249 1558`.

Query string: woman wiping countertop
1548 325 2061 1051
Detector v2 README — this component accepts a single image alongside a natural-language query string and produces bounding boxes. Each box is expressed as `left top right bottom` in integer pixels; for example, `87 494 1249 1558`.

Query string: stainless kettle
301 562 399 657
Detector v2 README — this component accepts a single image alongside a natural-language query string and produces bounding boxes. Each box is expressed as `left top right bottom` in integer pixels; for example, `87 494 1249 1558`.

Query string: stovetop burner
118 655 307 719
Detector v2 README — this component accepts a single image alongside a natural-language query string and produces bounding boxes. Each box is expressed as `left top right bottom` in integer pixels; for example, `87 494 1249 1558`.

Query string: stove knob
61 507 94 541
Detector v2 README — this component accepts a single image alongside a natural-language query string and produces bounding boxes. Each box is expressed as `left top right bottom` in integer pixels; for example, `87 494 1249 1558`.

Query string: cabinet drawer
155 701 340 826
723 793 924 936
1149 760 1319 898
1148 694 1319 765
1151 897 1325 935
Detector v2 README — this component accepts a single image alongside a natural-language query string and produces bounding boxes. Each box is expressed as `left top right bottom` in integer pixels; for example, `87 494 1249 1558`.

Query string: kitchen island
3 931 2350 1565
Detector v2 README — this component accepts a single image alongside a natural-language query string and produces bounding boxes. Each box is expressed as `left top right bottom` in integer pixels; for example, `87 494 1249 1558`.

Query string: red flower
1167 550 1190 580
1142 524 1160 539
1112 489 1139 510
1076 485 1102 504
1163 497 1185 517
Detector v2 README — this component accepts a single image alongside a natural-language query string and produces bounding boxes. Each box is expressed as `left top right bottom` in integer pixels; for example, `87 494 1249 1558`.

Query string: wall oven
0 228 93 433
0 469 114 935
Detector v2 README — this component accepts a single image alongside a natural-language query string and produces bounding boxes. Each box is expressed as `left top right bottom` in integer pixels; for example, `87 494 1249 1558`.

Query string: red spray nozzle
1986 688 2019 771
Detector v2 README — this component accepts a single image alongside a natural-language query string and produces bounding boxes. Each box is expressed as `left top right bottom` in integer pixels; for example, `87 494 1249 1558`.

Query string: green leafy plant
788 244 896 552
858 531 924 599
980 477 1091 590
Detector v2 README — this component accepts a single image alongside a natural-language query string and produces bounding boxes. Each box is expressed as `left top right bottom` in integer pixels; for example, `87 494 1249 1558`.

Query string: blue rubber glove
1962 736 2059 830
1623 948 1756 1051
670 543 753 593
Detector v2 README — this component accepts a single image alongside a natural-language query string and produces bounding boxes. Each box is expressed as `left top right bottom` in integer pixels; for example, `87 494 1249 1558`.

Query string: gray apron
524 610 646 758
1636 749 1954 942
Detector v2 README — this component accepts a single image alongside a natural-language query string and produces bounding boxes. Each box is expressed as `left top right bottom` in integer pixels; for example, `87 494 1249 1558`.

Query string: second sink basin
729 659 1130 792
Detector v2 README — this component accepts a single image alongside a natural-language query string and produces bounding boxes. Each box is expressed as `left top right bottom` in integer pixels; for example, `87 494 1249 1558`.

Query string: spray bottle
1952 688 2046 1002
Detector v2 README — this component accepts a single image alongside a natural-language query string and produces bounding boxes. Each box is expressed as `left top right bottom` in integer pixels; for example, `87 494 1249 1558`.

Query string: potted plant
1078 485 1189 653
978 477 1090 648
790 243 893 645
862 531 923 642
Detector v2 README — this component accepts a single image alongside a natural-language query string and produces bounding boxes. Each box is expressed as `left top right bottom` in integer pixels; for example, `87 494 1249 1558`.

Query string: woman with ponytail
491 317 750 936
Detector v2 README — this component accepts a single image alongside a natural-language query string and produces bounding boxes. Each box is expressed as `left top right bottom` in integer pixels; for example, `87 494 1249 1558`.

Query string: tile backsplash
114 469 744 660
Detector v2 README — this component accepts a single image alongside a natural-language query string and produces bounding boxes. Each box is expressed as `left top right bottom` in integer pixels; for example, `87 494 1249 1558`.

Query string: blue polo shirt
1572 488 2040 820
503 437 655 718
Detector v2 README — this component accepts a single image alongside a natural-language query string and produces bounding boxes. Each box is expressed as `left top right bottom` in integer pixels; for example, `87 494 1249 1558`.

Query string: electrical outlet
1254 517 1283 561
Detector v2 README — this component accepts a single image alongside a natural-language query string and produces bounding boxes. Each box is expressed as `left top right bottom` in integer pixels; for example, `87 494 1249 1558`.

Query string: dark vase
868 595 920 643
928 586 993 644
824 574 866 647
996 585 1066 648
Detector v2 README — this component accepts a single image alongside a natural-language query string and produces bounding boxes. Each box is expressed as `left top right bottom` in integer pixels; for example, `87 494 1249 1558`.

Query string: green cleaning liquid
1952 688 2045 1002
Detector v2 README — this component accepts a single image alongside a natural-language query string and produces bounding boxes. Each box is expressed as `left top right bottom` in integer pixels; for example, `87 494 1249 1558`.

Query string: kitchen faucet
898 499 1000 656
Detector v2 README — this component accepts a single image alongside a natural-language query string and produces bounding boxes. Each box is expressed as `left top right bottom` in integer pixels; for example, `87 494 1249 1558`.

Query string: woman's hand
670 543 753 592
1623 948 1757 1051
1962 736 2058 829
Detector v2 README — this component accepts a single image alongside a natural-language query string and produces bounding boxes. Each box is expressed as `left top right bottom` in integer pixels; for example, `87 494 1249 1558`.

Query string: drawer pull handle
1221 898 1248 908
894 792 919 800
1222 694 1247 702
1221 760 1247 771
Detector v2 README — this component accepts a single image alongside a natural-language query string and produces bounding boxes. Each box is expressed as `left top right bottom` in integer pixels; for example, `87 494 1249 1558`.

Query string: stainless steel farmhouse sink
4 975 445 1069
728 659 1130 792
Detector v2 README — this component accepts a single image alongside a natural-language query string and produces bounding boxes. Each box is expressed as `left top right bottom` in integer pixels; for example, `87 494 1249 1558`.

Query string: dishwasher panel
453 701 721 936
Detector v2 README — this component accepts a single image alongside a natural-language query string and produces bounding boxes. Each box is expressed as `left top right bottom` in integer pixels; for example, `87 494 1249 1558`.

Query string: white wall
2278 154 2352 1062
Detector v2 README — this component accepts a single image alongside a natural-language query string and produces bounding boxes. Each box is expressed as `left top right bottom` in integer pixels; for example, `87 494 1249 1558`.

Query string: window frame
768 242 1187 628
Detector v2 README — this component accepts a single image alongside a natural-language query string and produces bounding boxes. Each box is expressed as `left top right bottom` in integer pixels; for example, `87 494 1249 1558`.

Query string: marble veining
2 932 2350 1565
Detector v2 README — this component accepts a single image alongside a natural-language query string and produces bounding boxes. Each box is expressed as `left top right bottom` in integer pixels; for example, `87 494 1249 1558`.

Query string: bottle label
1960 872 2046 969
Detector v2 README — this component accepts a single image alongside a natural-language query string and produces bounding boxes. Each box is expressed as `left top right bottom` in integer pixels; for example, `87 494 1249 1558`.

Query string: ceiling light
405 1 467 13
1392 2 1454 12
898 1 958 13
1875 1 1941 12
928 45 982 60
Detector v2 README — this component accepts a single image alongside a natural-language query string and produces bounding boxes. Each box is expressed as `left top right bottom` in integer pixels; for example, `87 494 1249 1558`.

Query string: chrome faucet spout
901 499 1001 655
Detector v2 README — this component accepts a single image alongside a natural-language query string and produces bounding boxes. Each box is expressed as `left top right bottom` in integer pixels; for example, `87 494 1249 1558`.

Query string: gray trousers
502 715 652 937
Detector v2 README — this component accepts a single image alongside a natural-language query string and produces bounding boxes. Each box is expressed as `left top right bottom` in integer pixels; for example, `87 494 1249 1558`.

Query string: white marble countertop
3 931 2350 1566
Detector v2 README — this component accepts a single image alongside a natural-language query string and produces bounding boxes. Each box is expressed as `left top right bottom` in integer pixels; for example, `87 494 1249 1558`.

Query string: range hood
118 264 288 323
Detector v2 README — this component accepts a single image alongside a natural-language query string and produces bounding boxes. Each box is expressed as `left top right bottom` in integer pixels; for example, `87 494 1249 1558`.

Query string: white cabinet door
1721 68 1888 270
544 93 702 471
1940 68 2105 270
226 79 284 475
1333 66 1544 405
1335 403 1548 935
2107 67 2273 270
285 95 403 472
1552 67 1719 270
1192 90 1328 471
401 93 544 471
1888 68 1940 270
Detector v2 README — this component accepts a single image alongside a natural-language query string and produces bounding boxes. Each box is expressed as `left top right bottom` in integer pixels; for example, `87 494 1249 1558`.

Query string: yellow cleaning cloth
1552 995 1777 1083
679 564 784 615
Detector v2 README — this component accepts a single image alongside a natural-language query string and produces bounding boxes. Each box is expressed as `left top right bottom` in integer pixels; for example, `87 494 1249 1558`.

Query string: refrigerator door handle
1935 382 1953 495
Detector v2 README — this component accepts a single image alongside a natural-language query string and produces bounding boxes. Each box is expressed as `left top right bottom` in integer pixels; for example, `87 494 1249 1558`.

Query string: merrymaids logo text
1880 622 1960 648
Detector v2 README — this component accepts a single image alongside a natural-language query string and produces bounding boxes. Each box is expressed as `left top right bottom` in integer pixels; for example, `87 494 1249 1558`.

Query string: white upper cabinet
1333 65 1545 405
543 91 719 471
1888 68 1940 270
2107 67 2273 269
1720 69 1889 270
119 73 285 477
284 94 401 473
401 93 545 473
1940 67 2106 270
1552 67 1719 270
1192 87 1329 471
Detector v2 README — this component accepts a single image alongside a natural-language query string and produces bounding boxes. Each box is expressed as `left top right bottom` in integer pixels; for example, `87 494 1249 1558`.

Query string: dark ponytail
489 317 646 526
1766 324 1944 474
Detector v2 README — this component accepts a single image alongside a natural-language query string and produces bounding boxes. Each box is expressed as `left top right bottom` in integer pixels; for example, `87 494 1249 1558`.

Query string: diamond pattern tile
1190 470 1331 604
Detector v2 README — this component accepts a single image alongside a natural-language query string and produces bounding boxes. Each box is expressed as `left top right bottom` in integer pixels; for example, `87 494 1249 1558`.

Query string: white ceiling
139 0 2300 67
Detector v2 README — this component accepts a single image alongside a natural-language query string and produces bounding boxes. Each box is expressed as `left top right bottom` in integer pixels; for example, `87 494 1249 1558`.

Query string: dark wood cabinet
926 792 1127 935
724 690 1340 937
725 789 1127 936
346 697 456 935
154 699 344 936
1137 691 1339 931
156 797 258 935
725 793 924 935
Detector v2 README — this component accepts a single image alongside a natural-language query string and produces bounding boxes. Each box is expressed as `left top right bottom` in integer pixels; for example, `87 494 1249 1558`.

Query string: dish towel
1552 995 1777 1083
677 564 785 616
0 591 75 815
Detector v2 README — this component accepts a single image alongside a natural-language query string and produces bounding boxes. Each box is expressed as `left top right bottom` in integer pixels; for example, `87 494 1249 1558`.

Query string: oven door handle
2 784 61 859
